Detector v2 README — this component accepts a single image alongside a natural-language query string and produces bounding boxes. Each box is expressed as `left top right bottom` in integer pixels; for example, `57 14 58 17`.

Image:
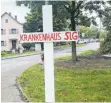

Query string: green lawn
1 52 17 57
55 43 86 48
79 49 95 56
55 50 95 61
1 51 40 57
18 64 111 102
21 51 40 55
77 43 86 47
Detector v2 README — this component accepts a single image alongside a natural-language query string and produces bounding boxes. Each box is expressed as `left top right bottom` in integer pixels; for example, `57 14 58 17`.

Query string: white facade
35 44 41 51
1 12 23 51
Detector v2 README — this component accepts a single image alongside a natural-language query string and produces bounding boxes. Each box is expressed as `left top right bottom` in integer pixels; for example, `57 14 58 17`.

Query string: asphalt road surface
1 42 100 102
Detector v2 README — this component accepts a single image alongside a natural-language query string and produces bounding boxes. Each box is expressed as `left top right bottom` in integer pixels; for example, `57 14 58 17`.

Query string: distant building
1 12 23 51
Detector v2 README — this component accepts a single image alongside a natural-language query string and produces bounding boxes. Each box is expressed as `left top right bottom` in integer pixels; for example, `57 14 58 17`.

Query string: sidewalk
1 61 41 102
1 53 42 102
1 52 42 60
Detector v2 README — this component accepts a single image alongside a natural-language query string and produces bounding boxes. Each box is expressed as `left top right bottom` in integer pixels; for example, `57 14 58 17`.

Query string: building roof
1 12 23 25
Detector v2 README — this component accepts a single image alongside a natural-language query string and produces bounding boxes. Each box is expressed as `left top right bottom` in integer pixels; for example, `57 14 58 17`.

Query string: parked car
95 39 99 42
90 39 95 42
84 39 90 43
77 39 84 44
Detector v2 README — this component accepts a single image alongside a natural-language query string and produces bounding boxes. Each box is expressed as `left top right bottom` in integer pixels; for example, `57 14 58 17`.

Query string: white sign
20 31 78 43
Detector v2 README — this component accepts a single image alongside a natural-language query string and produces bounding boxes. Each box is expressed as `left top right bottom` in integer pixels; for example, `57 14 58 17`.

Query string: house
1 12 23 51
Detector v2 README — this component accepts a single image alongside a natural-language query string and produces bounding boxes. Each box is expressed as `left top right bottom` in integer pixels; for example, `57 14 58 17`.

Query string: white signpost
43 5 55 103
20 5 78 103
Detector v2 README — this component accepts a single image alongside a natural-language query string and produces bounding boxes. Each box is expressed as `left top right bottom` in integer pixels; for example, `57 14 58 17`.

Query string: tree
22 43 33 50
80 26 91 38
100 33 111 53
100 2 111 53
90 26 100 38
99 31 107 39
103 6 111 32
80 26 100 39
63 1 106 61
17 1 69 32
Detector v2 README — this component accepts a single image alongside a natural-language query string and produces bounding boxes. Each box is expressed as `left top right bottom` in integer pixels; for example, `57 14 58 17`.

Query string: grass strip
17 64 111 102
55 50 95 61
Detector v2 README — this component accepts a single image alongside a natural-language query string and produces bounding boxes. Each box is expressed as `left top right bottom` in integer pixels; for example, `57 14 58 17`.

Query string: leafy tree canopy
80 26 100 38
16 0 106 32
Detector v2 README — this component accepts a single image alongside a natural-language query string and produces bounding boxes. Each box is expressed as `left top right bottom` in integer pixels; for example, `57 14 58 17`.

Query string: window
5 19 8 23
11 29 16 34
1 29 3 34
1 41 5 46
1 29 6 34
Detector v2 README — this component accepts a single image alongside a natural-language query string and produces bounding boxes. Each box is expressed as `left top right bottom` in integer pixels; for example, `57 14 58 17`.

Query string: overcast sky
1 0 30 23
1 0 101 28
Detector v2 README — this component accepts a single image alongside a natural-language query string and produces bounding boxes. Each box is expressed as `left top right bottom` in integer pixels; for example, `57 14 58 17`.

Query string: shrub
22 43 33 50
1 51 7 56
100 33 111 54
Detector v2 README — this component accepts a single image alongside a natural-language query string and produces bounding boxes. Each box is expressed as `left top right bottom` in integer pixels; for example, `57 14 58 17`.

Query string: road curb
16 78 30 102
1 53 42 60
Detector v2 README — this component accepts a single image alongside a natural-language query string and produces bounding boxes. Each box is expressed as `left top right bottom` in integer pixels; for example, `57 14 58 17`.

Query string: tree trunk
41 43 44 51
71 1 77 61
72 41 77 61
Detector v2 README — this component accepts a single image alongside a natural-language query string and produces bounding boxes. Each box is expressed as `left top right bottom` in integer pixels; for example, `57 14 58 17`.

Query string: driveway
1 42 100 102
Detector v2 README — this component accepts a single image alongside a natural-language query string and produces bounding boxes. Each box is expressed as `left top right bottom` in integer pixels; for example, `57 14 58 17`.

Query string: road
1 42 100 102
54 42 100 58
